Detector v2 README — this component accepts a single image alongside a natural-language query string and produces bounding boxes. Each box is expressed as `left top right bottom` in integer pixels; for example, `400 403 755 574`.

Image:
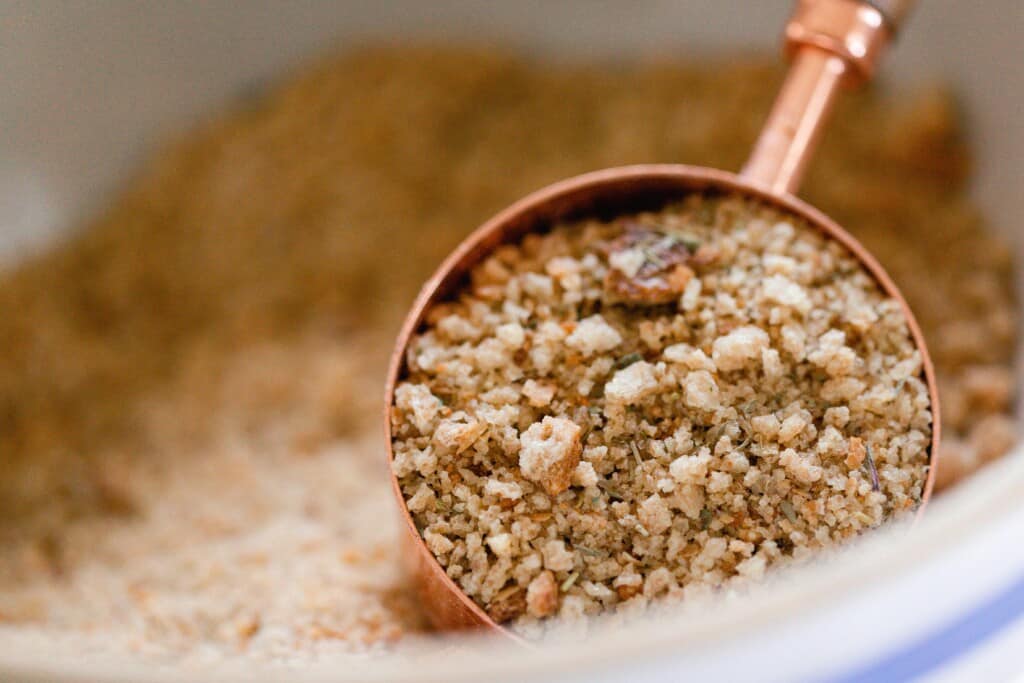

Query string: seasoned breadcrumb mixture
0 47 1014 662
391 196 932 632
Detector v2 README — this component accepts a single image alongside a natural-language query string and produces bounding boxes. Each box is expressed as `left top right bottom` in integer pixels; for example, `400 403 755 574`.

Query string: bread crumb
395 384 443 433
682 370 720 411
487 533 514 558
484 479 524 500
526 571 559 618
522 380 557 407
762 275 811 314
542 540 576 572
638 494 673 535
712 326 770 372
846 436 867 469
519 417 582 495
565 315 623 356
605 361 659 405
572 461 599 488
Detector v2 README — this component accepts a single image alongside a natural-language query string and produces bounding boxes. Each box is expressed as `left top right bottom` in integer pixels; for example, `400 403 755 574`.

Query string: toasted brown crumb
526 571 559 618
488 588 527 623
846 437 867 469
519 417 583 496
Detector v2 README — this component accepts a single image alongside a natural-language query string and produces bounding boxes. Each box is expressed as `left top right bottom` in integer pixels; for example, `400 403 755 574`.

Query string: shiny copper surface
741 48 849 195
383 0 935 637
744 0 894 194
786 0 891 81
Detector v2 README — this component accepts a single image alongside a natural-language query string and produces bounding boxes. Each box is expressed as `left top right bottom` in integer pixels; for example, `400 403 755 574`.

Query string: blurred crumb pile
0 47 1015 664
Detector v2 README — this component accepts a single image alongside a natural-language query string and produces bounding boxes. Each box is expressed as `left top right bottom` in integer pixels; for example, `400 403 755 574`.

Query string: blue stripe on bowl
824 572 1024 682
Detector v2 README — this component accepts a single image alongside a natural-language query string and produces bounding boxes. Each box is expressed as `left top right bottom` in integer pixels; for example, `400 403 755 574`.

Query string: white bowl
1 2 1021 681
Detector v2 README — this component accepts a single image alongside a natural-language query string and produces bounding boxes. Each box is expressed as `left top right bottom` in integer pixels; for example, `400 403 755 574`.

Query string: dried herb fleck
614 352 644 369
678 233 703 251
629 440 643 467
597 480 624 501
780 500 798 524
864 444 881 492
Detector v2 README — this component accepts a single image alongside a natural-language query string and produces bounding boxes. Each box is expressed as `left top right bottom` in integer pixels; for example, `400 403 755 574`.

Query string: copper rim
383 164 941 636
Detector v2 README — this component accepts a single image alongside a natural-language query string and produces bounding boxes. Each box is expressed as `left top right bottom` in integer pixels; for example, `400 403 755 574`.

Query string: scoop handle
741 0 916 195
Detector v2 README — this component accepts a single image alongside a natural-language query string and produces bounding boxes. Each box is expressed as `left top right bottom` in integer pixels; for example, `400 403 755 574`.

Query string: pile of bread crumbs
392 195 931 634
0 46 1015 663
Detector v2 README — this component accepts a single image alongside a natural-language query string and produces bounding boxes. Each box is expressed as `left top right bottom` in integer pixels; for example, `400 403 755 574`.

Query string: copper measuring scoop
384 0 939 634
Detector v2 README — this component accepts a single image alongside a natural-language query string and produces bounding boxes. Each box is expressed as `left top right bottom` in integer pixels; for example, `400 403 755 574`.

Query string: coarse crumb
519 417 583 496
391 194 933 634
